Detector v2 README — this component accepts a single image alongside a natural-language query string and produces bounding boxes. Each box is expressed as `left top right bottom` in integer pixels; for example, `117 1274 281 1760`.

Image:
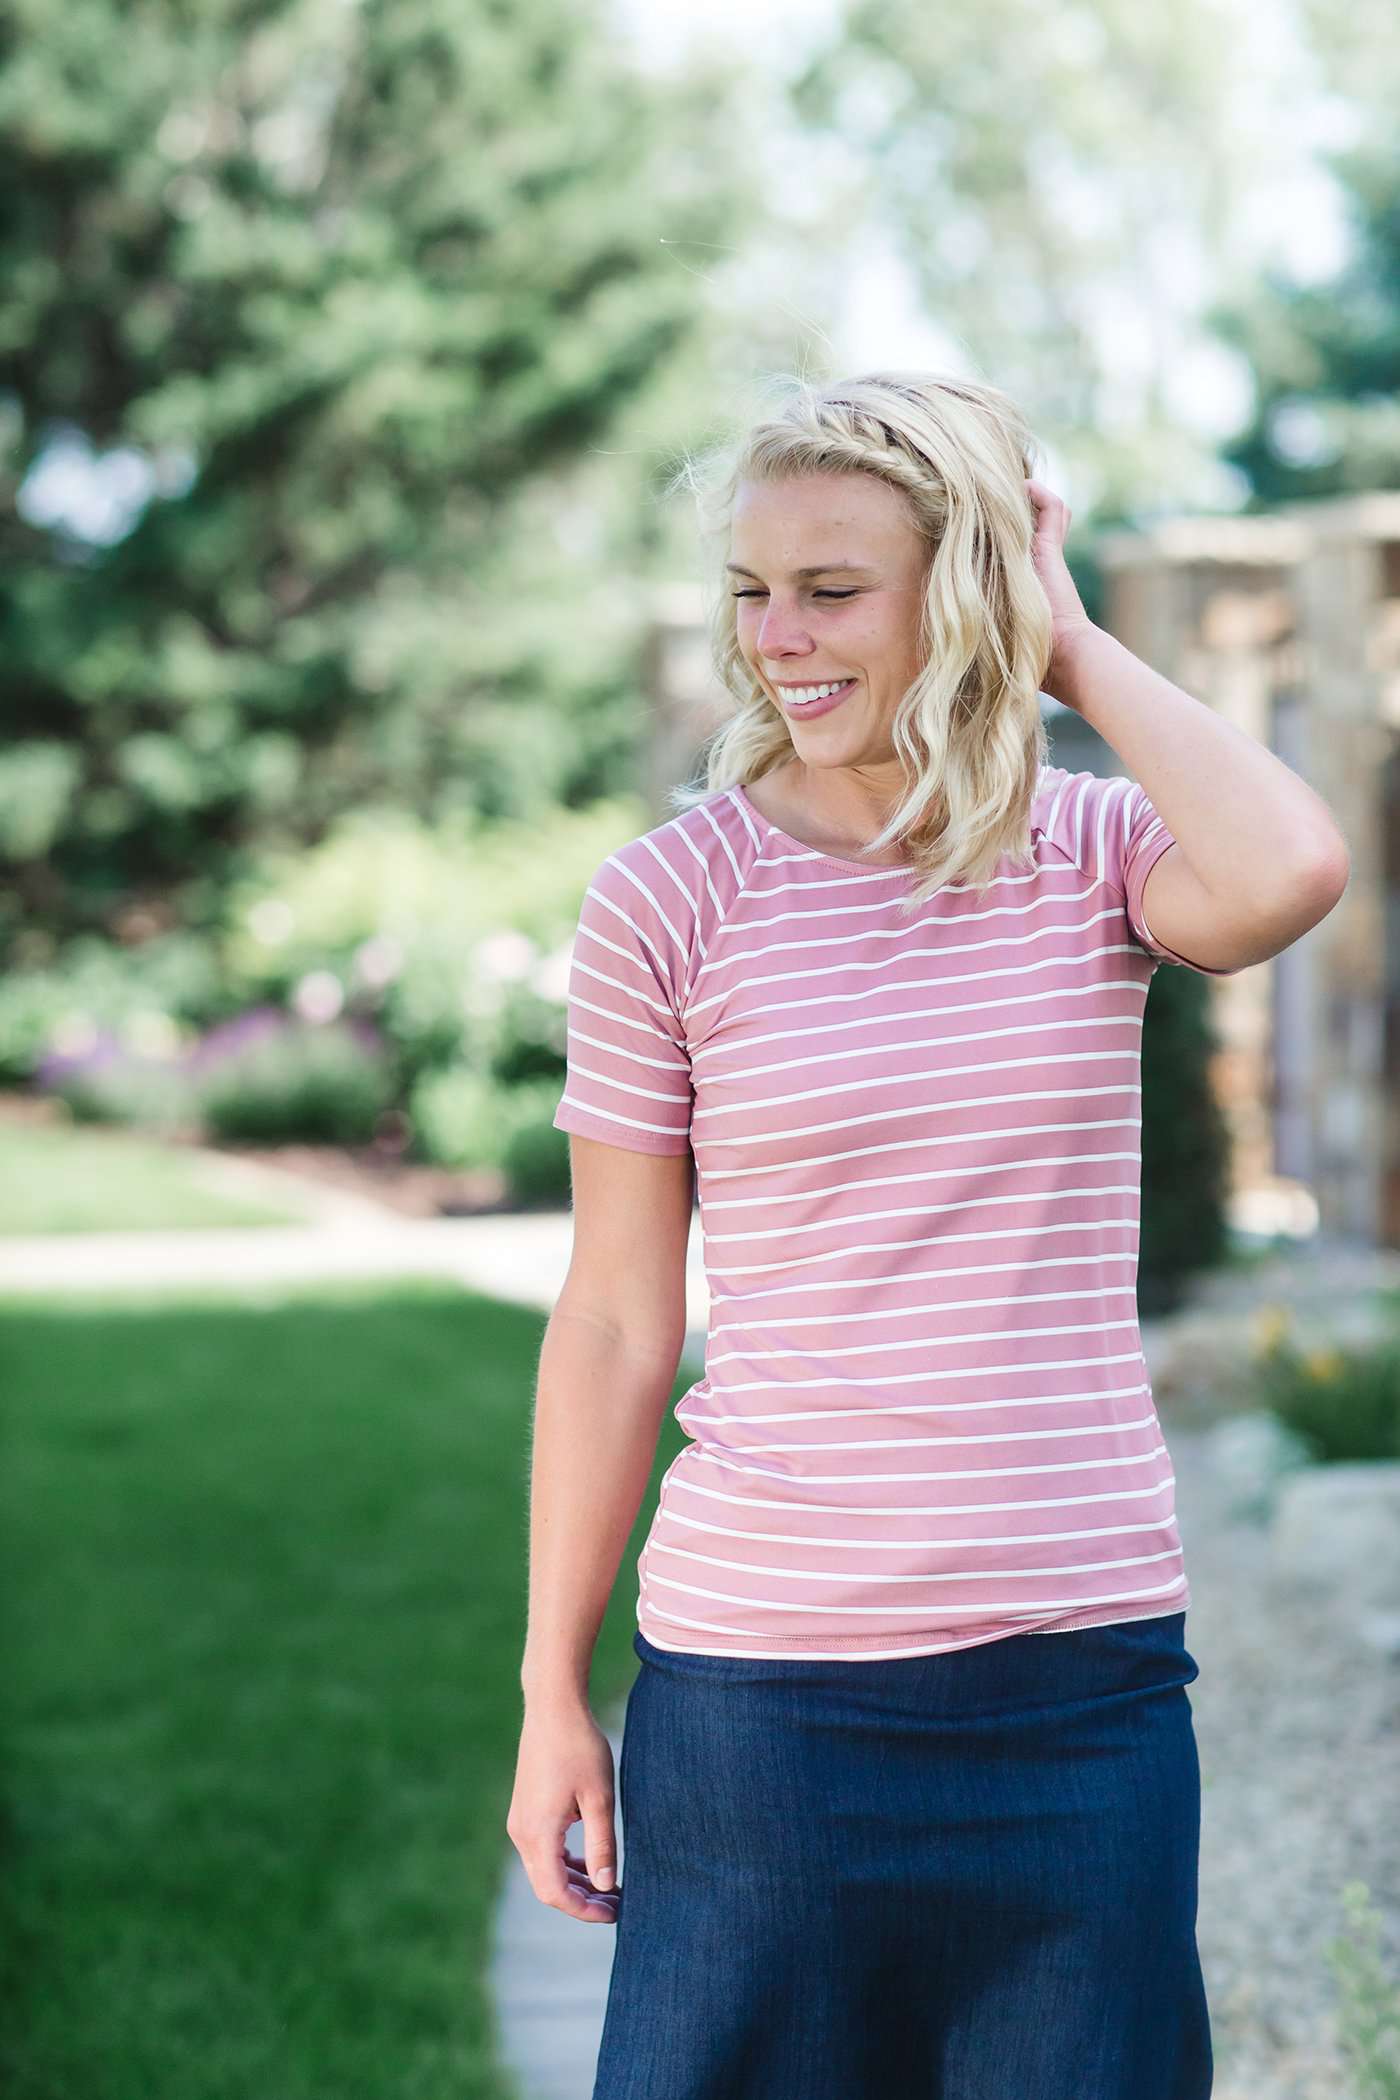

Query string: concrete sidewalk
0 1197 714 1361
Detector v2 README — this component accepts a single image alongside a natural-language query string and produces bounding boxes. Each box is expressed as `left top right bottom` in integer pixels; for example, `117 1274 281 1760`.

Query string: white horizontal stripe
705 1218 1143 1282
704 1285 1138 1335
560 1057 687 1108
677 1418 1163 1457
657 1505 1174 1550
693 1378 1152 1422
554 1096 687 1140
705 1249 1139 1306
693 1082 1140 1155
707 1161 1145 1223
636 1596 1187 1660
705 1184 1146 1248
702 1319 1146 1369
698 1114 1145 1184
660 1471 1175 1519
646 1542 1182 1585
693 1347 1150 1396
692 1010 1142 1091
687 916 1145 1012
644 1564 1186 1616
680 1445 1171 1485
690 975 1147 1059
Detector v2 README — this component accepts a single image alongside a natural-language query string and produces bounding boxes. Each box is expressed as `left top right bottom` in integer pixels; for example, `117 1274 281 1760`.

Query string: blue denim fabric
591 1613 1211 2098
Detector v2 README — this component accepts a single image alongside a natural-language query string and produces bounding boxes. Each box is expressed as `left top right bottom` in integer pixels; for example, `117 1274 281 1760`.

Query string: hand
1025 477 1096 702
506 1703 622 1926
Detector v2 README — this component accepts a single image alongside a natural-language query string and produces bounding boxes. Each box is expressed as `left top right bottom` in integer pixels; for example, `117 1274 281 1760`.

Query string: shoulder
575 790 764 967
585 788 761 903
1031 763 1146 885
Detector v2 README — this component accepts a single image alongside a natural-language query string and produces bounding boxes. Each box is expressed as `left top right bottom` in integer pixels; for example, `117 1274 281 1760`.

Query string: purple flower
183 1005 289 1070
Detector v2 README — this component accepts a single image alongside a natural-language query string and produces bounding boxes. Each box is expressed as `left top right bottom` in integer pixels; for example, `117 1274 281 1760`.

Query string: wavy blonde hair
663 369 1055 914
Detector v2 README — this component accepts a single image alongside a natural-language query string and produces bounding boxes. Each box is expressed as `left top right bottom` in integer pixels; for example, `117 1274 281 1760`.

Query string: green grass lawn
0 1281 670 2100
0 1118 309 1234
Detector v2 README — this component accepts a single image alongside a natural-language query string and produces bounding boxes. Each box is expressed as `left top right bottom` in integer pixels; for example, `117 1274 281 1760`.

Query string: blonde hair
664 369 1055 914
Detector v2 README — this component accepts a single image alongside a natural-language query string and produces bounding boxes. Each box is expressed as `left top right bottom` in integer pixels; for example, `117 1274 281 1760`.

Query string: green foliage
408 1068 568 1202
0 0 752 952
0 931 223 1083
1326 1881 1400 2097
45 1052 192 1134
194 1019 396 1146
790 0 1285 521
408 1065 499 1171
1208 135 1400 503
497 1078 571 1203
1251 1326 1400 1462
1138 964 1233 1313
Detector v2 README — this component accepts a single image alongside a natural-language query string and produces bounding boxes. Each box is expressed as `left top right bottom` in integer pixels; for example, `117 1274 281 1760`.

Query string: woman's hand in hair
1025 477 1095 700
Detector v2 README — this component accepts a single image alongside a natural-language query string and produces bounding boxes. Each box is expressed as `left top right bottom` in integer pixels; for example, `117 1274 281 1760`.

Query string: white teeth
783 680 852 705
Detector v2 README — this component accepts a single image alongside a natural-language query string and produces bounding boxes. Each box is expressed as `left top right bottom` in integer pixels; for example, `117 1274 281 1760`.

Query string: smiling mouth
776 678 859 711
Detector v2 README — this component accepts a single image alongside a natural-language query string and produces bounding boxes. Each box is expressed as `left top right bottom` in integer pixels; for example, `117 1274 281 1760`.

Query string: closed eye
730 589 857 600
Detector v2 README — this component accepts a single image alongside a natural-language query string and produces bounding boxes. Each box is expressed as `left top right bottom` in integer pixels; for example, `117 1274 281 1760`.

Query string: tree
1205 139 1400 504
0 0 749 951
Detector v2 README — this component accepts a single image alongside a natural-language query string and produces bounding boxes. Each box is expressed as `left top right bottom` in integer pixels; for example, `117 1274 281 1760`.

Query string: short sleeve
1113 777 1241 977
552 837 695 1156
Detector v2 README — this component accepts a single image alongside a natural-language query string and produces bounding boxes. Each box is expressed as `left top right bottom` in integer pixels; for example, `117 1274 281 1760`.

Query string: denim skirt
591 1612 1211 2100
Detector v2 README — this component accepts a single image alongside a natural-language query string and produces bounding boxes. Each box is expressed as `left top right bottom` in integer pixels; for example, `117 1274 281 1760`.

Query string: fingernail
594 1866 614 1890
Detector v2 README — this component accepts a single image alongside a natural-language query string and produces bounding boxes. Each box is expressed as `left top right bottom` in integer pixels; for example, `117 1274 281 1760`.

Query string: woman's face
727 472 929 764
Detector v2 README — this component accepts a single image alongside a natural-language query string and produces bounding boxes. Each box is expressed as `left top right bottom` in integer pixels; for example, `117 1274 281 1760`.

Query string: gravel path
1169 1421 1400 2099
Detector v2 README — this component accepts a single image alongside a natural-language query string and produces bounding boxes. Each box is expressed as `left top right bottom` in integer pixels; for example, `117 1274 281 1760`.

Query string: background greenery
4 0 1400 2086
2 0 1396 1239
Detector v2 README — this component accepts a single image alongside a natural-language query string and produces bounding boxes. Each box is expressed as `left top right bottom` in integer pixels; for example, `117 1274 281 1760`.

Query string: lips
776 677 858 719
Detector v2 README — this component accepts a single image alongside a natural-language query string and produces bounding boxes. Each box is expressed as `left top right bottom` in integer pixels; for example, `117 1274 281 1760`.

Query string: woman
508 371 1350 2098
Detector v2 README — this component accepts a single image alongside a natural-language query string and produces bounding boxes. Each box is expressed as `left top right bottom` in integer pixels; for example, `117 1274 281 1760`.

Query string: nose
756 597 816 661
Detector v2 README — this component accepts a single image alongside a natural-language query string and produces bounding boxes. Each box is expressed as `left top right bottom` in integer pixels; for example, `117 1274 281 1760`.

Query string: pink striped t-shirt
553 762 1241 1660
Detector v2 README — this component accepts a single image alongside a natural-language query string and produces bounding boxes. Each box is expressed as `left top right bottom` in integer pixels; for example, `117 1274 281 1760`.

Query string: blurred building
642 492 1400 1249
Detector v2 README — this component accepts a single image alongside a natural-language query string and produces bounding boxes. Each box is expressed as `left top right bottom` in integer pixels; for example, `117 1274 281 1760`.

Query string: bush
1138 966 1233 1313
42 1040 194 1132
408 1067 500 1172
193 1015 396 1146
409 1067 568 1203
1251 1308 1400 1462
1327 1880 1400 2097
499 1080 571 1204
0 931 223 1084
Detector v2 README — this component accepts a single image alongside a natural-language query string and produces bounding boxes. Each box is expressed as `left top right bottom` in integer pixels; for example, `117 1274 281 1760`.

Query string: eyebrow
724 561 876 580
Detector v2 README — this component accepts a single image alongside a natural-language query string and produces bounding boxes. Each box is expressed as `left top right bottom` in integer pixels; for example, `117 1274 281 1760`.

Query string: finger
565 1843 621 1893
583 1817 617 1893
526 1843 616 1922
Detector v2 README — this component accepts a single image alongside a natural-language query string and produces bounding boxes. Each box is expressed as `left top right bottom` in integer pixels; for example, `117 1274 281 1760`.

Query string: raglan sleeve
1109 774 1242 977
551 838 695 1155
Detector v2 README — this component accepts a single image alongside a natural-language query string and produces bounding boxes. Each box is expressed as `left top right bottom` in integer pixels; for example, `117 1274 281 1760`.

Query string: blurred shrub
194 1016 396 1146
409 1067 499 1172
41 1035 194 1133
500 1081 572 1204
12 797 646 1190
410 1068 568 1203
1251 1306 1400 1462
0 932 222 1083
220 795 628 1089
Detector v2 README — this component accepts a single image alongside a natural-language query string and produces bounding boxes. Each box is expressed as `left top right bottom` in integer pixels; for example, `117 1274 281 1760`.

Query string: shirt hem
635 1590 1190 1662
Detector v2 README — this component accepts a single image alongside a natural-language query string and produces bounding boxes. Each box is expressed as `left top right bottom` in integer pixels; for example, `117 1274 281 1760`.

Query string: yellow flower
1252 1304 1292 1357
1303 1346 1344 1383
